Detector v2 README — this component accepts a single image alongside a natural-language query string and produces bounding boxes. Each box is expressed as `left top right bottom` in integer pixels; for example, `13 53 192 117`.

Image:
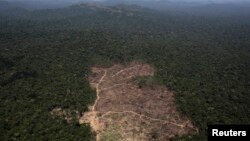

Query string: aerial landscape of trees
0 2 249 141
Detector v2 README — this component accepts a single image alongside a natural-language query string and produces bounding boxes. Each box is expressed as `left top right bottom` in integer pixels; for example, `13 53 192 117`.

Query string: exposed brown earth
79 61 197 141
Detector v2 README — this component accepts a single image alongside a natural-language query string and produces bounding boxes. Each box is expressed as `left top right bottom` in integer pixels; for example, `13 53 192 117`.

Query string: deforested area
80 62 197 141
0 0 250 141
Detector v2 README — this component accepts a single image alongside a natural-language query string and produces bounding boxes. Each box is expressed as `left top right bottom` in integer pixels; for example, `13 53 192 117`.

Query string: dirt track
79 61 197 141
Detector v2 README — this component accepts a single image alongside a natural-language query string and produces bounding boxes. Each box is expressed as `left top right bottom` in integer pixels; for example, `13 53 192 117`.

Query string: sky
2 0 249 11
3 0 250 5
4 0 249 1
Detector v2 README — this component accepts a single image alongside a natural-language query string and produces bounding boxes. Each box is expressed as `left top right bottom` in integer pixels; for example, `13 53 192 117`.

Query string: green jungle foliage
0 4 249 141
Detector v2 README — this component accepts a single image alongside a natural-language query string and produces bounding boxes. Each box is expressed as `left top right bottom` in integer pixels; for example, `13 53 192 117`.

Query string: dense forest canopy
0 1 250 140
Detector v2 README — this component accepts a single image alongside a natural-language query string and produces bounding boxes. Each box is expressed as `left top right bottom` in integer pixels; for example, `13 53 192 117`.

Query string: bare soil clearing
80 61 197 141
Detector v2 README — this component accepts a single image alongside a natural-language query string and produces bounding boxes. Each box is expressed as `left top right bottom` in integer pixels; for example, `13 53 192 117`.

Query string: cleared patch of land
79 61 197 141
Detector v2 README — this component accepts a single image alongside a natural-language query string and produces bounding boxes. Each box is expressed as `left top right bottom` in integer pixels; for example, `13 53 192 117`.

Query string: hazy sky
5 0 249 1
4 0 250 4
